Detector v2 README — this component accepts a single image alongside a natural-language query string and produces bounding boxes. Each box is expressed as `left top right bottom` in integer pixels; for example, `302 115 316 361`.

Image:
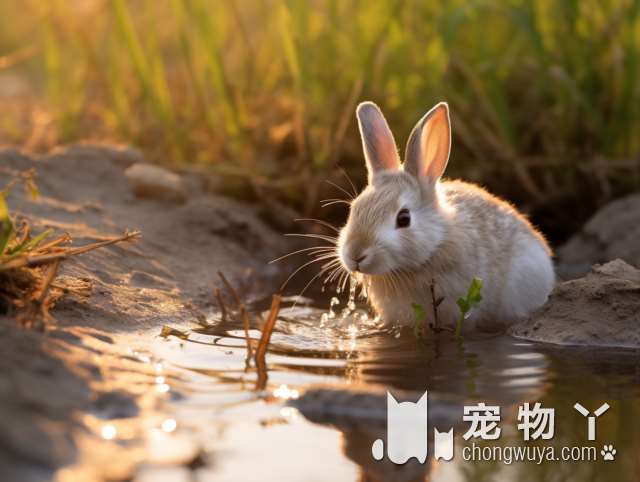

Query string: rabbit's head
339 102 452 275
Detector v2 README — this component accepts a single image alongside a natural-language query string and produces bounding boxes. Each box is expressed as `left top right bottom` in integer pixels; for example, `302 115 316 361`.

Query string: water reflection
150 300 640 481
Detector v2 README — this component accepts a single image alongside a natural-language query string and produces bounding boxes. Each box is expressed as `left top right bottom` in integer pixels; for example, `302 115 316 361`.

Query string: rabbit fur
337 101 555 331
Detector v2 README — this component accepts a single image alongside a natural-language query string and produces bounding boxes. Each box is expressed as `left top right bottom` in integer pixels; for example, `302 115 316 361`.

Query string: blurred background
1 0 639 243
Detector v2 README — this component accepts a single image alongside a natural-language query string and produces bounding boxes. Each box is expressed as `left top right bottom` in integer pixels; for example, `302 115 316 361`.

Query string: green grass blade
7 228 53 257
0 194 14 256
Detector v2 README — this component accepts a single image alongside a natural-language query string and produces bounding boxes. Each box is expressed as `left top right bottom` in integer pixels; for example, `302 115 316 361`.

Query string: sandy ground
0 145 289 481
511 259 640 348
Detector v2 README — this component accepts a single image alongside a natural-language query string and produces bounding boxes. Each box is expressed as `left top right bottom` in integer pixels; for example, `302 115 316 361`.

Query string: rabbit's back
440 179 550 251
437 179 554 327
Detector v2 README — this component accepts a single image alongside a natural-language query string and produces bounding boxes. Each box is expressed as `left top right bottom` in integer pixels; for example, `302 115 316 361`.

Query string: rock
511 259 640 348
556 194 640 279
124 163 186 202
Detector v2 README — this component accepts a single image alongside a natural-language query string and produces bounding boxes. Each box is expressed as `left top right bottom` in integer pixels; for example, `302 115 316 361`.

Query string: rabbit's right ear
404 102 451 185
356 102 401 182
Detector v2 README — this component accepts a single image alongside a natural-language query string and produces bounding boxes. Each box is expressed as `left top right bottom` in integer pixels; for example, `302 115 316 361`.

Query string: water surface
148 295 640 482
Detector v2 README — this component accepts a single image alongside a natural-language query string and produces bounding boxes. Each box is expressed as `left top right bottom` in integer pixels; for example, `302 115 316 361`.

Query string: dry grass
0 169 141 328
255 295 282 391
1 1 639 230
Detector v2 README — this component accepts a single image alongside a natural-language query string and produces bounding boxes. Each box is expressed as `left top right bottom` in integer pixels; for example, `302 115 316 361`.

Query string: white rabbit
338 101 555 331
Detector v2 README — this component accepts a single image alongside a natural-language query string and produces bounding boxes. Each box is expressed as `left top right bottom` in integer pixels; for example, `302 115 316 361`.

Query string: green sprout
0 194 52 262
455 277 483 338
412 302 427 339
0 194 14 256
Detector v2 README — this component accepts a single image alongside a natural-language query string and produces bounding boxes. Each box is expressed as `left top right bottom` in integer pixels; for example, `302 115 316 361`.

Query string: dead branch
17 259 60 330
214 287 228 322
241 306 253 364
217 271 242 307
0 230 140 271
255 294 281 364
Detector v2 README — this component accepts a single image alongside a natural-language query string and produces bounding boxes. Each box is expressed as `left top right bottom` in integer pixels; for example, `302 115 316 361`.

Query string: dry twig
0 230 141 271
217 271 242 307
428 280 447 333
214 287 228 322
17 259 61 329
255 294 282 389
241 306 253 363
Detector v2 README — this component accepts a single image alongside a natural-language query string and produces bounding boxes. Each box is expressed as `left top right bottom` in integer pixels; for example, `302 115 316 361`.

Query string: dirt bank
511 259 640 348
0 145 288 481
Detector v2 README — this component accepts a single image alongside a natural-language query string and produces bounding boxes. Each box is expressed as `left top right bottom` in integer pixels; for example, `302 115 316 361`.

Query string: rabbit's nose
354 254 367 264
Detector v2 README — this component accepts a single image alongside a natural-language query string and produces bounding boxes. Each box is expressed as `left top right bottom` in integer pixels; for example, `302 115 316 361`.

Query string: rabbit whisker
339 167 359 198
340 269 351 292
294 218 341 233
326 264 345 284
293 259 343 305
280 255 340 291
324 180 354 201
269 246 336 264
320 199 351 208
284 233 338 244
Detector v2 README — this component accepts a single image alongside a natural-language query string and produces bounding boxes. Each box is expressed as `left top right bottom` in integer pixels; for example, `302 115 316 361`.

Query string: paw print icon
601 444 616 461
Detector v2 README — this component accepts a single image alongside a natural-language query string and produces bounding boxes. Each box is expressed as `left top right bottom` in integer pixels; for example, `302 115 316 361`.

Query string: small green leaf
412 302 426 338
455 277 484 338
0 194 14 256
467 277 483 304
27 179 39 200
7 228 53 257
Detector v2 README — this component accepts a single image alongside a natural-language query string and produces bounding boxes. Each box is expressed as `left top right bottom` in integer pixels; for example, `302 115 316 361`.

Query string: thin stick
255 294 281 363
241 306 253 363
214 287 228 322
23 259 60 329
430 281 439 331
37 259 60 306
429 279 449 333
218 271 242 307
34 233 71 252
255 294 281 391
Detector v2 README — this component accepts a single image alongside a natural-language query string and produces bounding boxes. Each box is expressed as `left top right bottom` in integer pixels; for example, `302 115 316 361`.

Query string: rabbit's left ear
356 102 401 182
404 102 451 184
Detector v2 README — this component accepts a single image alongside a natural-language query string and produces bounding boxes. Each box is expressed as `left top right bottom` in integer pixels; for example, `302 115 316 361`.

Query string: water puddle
141 293 639 481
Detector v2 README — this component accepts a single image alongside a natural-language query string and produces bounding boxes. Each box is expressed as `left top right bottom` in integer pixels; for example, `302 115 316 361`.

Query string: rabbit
337 101 555 331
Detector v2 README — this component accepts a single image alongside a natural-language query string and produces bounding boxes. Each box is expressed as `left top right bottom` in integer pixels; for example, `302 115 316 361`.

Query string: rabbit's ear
356 102 401 182
404 102 451 184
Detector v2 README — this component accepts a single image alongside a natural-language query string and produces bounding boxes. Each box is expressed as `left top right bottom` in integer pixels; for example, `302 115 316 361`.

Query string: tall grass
0 0 639 227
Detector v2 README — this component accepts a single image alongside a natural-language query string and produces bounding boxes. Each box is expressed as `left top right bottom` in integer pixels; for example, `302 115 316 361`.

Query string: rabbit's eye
396 208 411 228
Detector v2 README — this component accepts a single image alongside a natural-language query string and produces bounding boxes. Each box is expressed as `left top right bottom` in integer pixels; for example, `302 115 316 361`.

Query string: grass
1 1 639 230
0 168 141 328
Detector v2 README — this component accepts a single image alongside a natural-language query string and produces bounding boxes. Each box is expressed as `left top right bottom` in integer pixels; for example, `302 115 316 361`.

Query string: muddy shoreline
0 145 289 481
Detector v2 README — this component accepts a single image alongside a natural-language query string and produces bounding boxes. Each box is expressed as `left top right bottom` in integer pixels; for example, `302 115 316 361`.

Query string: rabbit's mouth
342 256 376 275
340 248 390 276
